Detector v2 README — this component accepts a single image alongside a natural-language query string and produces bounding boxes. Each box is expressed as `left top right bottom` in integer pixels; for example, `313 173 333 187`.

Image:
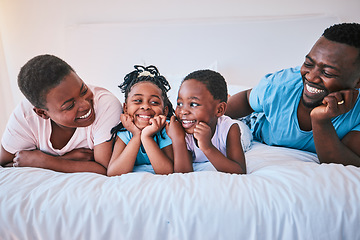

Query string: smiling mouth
305 84 325 94
302 82 328 108
79 109 92 119
182 120 195 124
137 114 152 119
136 114 154 122
181 119 196 128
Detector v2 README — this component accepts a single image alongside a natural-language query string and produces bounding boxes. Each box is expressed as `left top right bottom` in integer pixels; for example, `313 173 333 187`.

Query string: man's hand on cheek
311 89 359 121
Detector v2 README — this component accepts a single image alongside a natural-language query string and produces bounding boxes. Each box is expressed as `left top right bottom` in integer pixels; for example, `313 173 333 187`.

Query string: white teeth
306 84 325 94
138 115 151 119
79 109 91 119
182 120 195 124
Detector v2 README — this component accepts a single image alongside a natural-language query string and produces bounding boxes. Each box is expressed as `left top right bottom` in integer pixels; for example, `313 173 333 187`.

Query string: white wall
0 0 359 136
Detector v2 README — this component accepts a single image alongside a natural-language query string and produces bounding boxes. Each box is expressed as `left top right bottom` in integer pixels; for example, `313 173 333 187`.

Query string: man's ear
215 102 227 117
33 107 50 119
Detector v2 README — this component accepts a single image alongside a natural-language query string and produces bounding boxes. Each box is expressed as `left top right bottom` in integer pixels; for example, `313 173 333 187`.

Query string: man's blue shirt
249 66 360 153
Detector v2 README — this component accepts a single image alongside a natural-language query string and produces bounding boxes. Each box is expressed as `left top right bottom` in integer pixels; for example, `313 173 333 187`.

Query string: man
226 23 360 167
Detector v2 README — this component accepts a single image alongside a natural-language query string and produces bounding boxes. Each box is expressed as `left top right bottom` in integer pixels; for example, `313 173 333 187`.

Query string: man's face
300 36 360 108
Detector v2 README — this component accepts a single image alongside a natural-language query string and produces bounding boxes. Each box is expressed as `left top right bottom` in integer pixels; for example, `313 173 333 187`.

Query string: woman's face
34 71 95 129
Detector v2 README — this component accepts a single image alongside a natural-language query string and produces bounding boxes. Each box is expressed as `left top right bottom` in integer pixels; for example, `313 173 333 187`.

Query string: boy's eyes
190 102 199 107
176 102 200 107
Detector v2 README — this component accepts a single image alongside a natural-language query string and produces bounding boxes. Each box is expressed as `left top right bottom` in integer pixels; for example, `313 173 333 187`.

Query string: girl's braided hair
109 65 174 141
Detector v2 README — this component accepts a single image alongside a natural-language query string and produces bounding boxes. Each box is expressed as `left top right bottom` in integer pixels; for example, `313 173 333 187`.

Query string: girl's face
175 79 221 134
34 71 95 129
124 81 168 130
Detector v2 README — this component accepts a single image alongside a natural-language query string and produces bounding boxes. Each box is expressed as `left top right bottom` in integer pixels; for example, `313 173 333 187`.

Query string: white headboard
64 15 339 104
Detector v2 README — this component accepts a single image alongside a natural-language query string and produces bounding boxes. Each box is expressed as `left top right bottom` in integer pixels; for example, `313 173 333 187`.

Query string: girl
107 65 174 176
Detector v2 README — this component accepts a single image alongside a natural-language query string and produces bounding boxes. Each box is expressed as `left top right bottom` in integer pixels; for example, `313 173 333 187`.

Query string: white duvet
1 142 359 240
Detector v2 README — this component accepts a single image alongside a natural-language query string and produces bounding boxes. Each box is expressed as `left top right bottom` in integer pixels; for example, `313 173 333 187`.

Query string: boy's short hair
18 54 74 109
183 69 228 103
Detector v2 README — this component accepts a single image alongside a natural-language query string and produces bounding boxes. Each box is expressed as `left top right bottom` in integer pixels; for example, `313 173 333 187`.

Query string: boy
166 69 252 174
0 54 122 174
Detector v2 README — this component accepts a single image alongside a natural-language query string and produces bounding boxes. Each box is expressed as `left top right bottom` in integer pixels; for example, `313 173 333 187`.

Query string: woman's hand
60 148 94 161
13 150 46 168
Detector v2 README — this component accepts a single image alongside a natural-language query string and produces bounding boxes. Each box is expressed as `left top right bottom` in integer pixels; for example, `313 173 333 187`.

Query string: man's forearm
312 119 360 166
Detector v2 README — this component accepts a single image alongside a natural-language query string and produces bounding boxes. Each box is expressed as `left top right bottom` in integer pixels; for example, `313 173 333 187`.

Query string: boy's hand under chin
165 116 186 140
193 122 213 151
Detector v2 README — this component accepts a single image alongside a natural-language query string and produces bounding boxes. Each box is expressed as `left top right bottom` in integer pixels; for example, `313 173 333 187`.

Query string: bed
1 141 359 240
2 15 359 240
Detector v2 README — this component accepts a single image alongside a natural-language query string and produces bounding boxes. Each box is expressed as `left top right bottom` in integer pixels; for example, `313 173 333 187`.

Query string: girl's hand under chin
120 113 141 136
142 115 167 138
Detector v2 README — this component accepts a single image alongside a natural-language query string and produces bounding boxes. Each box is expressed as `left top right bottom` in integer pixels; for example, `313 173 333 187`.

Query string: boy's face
175 79 222 134
34 71 95 129
124 81 167 130
300 36 360 108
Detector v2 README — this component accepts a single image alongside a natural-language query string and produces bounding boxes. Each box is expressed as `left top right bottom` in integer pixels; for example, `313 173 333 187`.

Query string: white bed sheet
0 142 359 240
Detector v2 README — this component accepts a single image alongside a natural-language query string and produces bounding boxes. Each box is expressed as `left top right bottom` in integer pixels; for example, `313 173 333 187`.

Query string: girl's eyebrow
131 94 161 99
150 95 161 99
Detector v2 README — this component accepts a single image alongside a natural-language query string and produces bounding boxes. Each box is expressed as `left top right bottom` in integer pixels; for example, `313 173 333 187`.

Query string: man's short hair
323 23 360 49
